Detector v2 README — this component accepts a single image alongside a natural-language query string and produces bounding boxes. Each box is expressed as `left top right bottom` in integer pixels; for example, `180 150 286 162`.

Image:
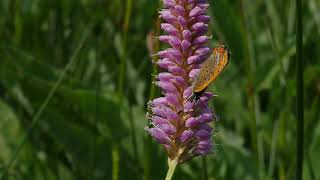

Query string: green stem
165 158 179 180
118 0 132 97
202 156 208 180
296 0 303 178
239 0 259 169
114 1 133 180
91 60 100 178
112 144 120 180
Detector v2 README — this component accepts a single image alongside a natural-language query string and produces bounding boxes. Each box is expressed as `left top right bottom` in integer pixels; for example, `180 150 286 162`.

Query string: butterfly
191 45 231 100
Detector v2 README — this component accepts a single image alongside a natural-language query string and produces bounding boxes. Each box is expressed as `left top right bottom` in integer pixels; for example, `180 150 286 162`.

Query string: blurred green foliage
0 0 319 179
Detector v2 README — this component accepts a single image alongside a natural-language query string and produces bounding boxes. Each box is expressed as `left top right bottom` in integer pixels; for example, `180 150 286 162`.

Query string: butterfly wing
192 53 216 93
192 46 230 93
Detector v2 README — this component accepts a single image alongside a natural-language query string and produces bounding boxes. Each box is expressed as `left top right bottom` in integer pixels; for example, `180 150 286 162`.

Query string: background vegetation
0 0 319 179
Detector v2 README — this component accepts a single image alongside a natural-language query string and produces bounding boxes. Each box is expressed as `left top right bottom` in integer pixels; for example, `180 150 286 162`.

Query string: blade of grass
306 152 316 180
240 0 259 172
118 0 132 96
91 59 101 179
0 26 91 180
114 0 133 179
268 120 279 177
296 0 304 179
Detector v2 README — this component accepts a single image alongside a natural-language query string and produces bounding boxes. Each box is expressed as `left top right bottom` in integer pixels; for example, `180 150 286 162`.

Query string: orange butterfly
191 45 230 100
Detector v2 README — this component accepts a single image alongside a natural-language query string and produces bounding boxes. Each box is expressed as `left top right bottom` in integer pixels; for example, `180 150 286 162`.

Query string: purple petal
178 16 188 27
163 0 175 8
157 59 175 69
199 92 214 102
158 35 173 43
166 93 180 107
191 22 208 35
195 129 211 140
184 101 194 112
173 76 187 88
194 47 211 55
189 68 200 78
152 106 167 117
159 124 176 135
193 140 213 155
156 81 177 93
196 141 213 151
161 23 179 36
182 30 192 42
193 142 213 155
181 40 191 51
158 49 174 59
183 88 193 99
185 117 200 127
180 130 194 142
187 55 201 64
198 124 213 133
166 108 180 122
158 72 175 82
189 6 205 17
159 35 181 49
168 65 186 76
169 49 182 59
193 35 210 45
152 116 169 125
175 5 185 16
158 48 182 62
198 3 209 9
169 38 181 49
197 113 213 123
160 10 177 24
195 15 210 23
148 97 167 107
146 127 171 144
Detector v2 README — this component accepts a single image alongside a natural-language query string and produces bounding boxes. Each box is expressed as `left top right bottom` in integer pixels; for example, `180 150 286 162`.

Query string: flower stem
165 158 179 180
296 0 304 178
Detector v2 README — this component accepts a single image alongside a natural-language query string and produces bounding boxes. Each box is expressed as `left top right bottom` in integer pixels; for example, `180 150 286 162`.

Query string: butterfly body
191 45 230 99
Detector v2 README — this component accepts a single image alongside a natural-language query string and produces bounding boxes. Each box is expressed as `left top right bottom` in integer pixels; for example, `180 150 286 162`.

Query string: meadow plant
145 0 215 178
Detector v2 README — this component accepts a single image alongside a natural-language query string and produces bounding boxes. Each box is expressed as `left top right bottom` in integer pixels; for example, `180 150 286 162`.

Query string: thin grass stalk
118 0 132 96
125 0 138 167
113 1 133 179
239 0 259 170
91 60 101 179
112 144 120 180
296 0 303 178
306 153 316 179
202 156 208 180
0 27 90 180
129 106 138 162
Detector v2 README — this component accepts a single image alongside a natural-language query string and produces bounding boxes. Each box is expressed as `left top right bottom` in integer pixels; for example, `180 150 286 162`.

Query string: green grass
0 0 319 179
